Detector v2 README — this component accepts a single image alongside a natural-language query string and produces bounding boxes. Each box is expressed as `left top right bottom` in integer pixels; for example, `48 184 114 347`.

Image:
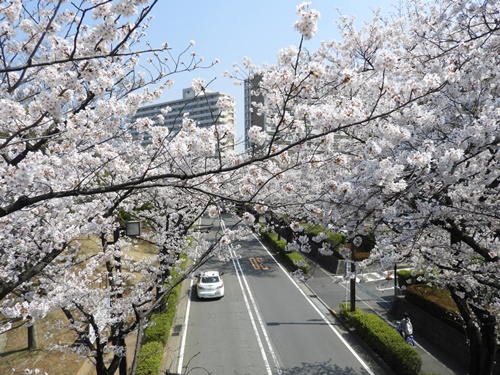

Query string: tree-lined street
178 216 382 374
1 1 499 374
172 215 469 374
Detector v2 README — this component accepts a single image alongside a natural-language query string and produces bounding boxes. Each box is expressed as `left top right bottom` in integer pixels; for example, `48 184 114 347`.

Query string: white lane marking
231 254 274 375
177 277 194 375
178 216 202 374
253 234 376 375
231 248 283 375
220 218 281 375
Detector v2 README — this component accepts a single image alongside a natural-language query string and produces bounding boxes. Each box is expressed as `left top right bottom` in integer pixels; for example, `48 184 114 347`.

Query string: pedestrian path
331 271 396 284
303 267 467 375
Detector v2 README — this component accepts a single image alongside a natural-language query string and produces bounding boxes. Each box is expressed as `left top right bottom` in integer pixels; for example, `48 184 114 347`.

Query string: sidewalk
302 267 467 375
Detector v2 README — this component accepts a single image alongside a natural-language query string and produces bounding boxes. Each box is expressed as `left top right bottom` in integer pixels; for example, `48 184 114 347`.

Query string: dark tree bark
450 287 498 375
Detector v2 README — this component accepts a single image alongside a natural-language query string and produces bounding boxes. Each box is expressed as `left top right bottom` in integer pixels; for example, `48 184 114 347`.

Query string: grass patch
0 310 83 375
0 235 162 375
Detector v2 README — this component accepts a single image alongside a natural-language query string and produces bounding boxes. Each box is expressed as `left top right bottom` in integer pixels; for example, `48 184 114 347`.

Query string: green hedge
136 341 163 375
339 303 422 375
303 224 345 245
136 254 187 375
302 224 372 261
397 269 427 289
259 229 310 273
143 287 180 345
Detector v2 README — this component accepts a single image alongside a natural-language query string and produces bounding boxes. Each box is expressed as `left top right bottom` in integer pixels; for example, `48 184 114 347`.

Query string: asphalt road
177 215 387 375
304 256 462 375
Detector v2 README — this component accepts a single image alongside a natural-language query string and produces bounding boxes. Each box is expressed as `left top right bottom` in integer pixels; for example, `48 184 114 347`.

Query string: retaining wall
392 297 500 374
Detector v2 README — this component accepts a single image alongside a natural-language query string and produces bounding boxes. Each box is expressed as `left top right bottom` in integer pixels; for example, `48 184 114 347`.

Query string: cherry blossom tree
1 1 499 374
0 2 308 373
1 0 204 299
241 1 499 373
0 1 244 374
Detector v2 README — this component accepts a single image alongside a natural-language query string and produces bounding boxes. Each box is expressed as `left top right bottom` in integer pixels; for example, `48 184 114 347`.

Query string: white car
196 270 225 299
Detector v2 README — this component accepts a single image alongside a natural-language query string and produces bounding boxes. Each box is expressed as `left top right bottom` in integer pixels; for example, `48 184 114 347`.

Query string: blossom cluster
293 2 320 40
240 0 500 328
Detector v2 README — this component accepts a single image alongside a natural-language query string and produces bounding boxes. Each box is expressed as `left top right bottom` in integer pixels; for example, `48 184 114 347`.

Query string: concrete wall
392 298 500 374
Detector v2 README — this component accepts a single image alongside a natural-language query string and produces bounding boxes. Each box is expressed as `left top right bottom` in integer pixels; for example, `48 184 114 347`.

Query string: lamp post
350 243 356 312
108 221 142 375
125 221 142 237
394 263 398 297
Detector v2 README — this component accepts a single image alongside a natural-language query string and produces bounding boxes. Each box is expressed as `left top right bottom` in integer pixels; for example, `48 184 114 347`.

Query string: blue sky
145 1 395 144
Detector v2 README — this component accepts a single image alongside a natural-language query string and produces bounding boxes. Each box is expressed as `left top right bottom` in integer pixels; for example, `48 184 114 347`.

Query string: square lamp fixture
125 221 142 237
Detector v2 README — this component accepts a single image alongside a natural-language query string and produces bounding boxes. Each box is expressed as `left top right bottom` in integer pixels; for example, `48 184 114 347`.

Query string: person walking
400 313 413 341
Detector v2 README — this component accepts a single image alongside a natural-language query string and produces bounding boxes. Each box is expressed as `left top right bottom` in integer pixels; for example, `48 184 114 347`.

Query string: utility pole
350 243 356 312
394 263 398 297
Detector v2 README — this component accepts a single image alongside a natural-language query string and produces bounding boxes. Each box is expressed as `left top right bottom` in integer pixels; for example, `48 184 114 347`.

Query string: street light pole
394 263 398 297
350 243 356 312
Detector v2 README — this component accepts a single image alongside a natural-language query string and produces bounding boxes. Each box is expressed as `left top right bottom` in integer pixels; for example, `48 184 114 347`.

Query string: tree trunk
119 336 127 375
466 307 497 375
95 347 109 375
27 320 38 350
130 318 146 375
450 287 498 375
92 341 122 375
155 263 170 314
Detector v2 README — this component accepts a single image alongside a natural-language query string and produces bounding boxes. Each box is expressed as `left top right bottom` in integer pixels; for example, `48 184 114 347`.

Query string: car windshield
201 276 219 284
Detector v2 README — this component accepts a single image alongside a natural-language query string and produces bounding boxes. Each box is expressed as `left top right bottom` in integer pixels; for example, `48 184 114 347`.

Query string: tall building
131 87 235 148
244 75 295 151
244 74 349 153
244 75 266 150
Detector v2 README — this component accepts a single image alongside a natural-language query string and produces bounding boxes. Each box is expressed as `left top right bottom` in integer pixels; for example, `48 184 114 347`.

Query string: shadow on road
281 358 373 375
267 318 330 327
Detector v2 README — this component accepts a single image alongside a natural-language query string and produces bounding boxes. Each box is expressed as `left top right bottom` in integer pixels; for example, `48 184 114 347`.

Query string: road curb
301 279 397 375
160 275 192 375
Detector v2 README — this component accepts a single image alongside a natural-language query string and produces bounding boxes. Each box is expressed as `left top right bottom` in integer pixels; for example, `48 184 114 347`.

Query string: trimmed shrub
143 299 178 345
260 229 310 273
136 341 163 375
302 224 372 261
397 269 426 289
262 230 287 253
285 250 310 273
304 224 345 245
339 303 422 375
137 254 187 374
